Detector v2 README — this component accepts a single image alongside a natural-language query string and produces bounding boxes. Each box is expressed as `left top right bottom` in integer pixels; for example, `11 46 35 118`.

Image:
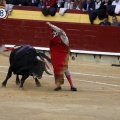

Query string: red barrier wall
0 11 120 53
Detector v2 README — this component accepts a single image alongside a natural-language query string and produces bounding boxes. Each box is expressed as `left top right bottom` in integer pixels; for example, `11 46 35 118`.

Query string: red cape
50 35 70 76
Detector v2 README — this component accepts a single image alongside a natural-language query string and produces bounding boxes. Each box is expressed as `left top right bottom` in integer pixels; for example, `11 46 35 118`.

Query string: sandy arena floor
0 53 120 120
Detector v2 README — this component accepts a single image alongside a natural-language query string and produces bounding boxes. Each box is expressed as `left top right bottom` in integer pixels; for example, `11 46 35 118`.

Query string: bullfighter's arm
46 22 62 33
46 22 69 46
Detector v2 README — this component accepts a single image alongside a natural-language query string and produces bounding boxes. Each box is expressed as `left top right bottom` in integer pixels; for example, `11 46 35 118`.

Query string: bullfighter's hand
46 22 51 26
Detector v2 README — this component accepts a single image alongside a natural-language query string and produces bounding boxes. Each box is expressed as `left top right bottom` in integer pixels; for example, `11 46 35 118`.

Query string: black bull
2 45 51 89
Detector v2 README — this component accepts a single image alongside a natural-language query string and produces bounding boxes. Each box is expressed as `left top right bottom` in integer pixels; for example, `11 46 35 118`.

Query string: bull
2 44 52 89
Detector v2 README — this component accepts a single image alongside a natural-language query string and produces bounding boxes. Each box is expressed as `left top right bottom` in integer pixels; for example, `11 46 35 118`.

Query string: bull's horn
44 66 53 75
36 56 43 61
14 46 21 49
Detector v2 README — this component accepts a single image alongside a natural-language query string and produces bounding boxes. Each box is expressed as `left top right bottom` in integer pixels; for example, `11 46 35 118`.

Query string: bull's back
9 47 22 64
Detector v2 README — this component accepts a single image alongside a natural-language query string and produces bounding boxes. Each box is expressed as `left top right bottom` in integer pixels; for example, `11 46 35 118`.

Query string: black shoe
54 86 62 91
71 86 77 91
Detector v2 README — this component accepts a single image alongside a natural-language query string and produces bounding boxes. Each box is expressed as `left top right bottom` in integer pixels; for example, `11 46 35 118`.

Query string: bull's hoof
1 83 6 87
71 86 77 91
54 86 62 91
16 81 20 85
36 83 41 87
16 82 20 85
19 87 24 90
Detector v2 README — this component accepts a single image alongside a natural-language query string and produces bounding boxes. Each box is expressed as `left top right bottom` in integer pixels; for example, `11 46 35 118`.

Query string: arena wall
1 19 120 52
0 6 120 64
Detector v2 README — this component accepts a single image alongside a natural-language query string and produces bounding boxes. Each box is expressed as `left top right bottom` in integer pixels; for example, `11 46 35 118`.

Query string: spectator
64 0 74 9
99 15 111 26
94 0 101 10
25 0 39 6
5 0 14 15
97 0 112 20
38 0 44 8
46 22 77 91
56 0 65 8
112 0 120 5
43 0 57 7
5 0 14 7
73 0 83 10
100 0 112 9
111 15 120 26
82 0 93 12
0 0 3 5
13 0 26 6
41 0 57 16
87 0 102 24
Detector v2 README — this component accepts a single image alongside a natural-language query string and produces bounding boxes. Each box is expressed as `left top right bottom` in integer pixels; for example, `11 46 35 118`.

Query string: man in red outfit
43 0 57 7
46 22 77 91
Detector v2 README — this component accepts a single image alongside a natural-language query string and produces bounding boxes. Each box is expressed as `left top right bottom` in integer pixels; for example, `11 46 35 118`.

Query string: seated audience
82 0 93 11
100 0 112 11
97 0 112 20
112 0 120 5
87 0 102 24
0 0 3 5
25 0 39 6
111 15 120 26
100 0 112 9
42 0 57 8
99 15 111 26
5 0 14 15
64 0 74 9
42 0 57 16
56 0 64 8
13 0 26 6
73 0 83 10
38 0 44 8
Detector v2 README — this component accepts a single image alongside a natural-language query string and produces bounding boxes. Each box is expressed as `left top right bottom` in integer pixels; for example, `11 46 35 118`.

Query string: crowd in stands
0 0 120 26
2 0 120 10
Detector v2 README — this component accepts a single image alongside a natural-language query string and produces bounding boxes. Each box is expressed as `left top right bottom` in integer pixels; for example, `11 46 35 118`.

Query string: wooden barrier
0 6 120 55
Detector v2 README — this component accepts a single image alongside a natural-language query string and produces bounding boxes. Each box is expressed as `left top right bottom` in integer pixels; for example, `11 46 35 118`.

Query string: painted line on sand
0 66 120 87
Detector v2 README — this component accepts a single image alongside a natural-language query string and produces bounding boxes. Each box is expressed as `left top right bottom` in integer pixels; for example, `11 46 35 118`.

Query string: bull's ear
36 56 43 61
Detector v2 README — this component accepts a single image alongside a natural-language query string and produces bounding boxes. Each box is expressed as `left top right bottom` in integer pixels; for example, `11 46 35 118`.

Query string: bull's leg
16 74 20 85
19 74 29 89
2 66 13 87
35 78 41 87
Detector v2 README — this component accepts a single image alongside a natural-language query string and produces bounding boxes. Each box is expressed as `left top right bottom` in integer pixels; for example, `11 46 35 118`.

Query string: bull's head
36 56 53 75
30 56 45 79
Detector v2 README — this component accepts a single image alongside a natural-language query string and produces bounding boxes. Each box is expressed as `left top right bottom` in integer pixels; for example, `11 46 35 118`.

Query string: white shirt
112 0 120 5
95 1 101 9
